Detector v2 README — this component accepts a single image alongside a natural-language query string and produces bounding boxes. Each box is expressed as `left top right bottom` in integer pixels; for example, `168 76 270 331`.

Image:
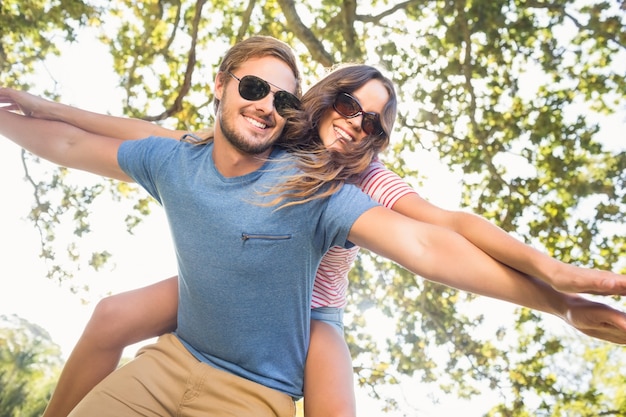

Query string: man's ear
214 72 225 100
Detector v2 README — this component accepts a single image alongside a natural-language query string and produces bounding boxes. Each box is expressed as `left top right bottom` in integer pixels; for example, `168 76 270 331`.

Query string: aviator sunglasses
228 71 301 117
333 92 385 136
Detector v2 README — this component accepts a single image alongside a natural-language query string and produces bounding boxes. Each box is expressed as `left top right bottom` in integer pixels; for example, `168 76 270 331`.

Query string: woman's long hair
184 62 398 209
266 64 397 207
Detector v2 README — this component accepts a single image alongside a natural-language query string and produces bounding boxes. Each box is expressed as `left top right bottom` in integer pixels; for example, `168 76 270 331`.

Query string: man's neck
211 134 274 177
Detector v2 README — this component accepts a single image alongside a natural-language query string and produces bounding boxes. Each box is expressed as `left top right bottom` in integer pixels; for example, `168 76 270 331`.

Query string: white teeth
334 126 352 141
245 116 267 129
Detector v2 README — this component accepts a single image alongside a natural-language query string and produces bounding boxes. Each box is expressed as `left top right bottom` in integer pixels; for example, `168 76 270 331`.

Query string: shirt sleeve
117 136 174 204
356 159 418 209
323 183 380 249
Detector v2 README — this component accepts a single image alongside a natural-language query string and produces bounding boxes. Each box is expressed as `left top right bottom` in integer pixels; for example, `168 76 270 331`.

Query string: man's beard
217 95 280 155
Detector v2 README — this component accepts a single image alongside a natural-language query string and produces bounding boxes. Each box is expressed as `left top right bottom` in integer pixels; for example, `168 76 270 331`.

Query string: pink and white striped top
310 160 418 308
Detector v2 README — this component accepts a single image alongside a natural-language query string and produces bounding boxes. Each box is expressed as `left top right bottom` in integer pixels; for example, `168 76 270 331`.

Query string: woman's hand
549 263 626 296
0 88 57 120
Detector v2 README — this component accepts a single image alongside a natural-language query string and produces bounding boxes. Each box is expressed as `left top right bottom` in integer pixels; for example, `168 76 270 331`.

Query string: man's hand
564 295 626 344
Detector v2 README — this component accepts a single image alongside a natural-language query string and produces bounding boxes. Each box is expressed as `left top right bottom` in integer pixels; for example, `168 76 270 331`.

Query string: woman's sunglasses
333 92 384 136
228 71 301 117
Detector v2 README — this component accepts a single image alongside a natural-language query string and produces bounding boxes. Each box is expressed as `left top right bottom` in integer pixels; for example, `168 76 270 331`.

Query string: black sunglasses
333 92 384 136
228 71 301 117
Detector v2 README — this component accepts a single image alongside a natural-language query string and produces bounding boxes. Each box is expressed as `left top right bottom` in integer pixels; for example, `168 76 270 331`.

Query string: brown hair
216 36 301 113
185 35 302 144
266 64 397 207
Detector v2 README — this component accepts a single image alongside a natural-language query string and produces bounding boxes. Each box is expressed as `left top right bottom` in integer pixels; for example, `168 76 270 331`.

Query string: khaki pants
68 333 296 417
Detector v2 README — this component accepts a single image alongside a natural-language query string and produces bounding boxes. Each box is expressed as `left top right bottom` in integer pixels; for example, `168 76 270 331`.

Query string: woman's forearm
451 210 560 281
0 87 186 140
44 101 185 140
393 194 625 295
353 207 612 317
447 210 626 295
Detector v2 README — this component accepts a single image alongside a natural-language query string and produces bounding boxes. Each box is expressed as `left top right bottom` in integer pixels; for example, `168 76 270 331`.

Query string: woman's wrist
543 260 581 293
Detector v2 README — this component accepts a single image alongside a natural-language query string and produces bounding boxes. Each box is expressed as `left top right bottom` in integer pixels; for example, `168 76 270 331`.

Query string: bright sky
0 26 624 416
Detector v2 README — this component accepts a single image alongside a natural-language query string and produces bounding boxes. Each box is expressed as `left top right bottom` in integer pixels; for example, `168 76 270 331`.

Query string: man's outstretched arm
349 206 626 345
0 106 130 182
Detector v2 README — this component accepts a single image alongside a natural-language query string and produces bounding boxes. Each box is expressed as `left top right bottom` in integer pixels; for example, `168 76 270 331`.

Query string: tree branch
144 0 208 122
341 0 360 59
357 0 422 23
276 0 335 67
236 0 257 42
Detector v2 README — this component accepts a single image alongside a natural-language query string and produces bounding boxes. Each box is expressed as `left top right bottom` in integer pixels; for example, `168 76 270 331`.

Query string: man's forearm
0 110 130 181
0 111 76 165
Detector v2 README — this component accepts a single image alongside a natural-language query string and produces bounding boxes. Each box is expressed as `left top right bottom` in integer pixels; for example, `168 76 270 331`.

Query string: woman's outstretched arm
0 87 187 140
392 192 626 296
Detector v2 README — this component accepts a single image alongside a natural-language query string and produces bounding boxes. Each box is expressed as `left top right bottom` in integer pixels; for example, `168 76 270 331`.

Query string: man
1 36 626 417
4 36 321 416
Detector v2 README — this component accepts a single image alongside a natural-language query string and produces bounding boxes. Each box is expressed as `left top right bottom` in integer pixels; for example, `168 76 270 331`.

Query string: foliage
0 0 98 90
0 314 63 417
2 0 625 414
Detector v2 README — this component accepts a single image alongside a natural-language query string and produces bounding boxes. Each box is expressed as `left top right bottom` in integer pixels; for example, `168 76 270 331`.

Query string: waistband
310 306 344 331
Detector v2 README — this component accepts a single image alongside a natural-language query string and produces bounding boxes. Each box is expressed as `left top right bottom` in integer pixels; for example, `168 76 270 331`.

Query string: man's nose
255 93 276 114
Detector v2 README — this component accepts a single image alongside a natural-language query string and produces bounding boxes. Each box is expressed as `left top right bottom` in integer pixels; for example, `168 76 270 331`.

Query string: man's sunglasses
228 71 301 117
333 92 385 136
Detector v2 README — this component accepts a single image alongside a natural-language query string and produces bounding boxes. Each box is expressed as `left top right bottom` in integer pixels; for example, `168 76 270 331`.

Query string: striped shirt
310 160 418 308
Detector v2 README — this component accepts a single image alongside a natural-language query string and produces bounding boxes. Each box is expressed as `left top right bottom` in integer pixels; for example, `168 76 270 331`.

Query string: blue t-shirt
118 137 378 398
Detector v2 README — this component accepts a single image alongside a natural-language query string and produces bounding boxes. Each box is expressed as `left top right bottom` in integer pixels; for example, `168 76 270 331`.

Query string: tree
1 0 624 414
0 314 63 417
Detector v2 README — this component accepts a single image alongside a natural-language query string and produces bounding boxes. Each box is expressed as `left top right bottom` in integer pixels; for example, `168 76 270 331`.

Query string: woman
1 65 625 417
